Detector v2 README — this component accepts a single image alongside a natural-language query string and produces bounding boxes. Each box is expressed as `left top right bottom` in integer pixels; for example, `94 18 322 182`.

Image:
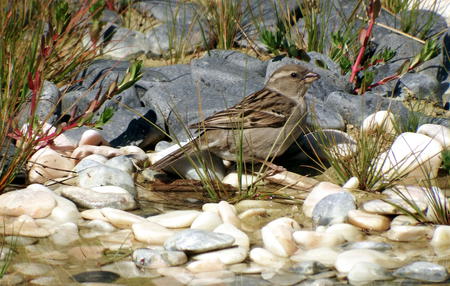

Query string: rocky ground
1 0 450 285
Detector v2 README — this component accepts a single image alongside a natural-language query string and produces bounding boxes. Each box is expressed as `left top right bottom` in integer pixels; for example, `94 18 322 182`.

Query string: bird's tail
150 139 199 170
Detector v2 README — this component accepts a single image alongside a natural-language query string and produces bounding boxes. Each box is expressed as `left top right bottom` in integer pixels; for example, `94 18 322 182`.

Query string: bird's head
267 64 320 98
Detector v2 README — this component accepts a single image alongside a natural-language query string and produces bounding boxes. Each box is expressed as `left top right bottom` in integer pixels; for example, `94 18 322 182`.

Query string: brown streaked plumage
151 64 320 170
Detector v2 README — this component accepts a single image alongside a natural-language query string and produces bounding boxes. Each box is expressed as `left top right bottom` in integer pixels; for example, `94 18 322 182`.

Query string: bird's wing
189 88 297 130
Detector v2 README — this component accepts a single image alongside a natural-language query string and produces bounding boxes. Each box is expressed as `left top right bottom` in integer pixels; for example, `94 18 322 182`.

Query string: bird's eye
290 72 298 78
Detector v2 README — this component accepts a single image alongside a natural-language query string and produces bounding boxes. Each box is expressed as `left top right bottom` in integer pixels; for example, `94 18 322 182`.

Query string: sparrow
151 64 320 170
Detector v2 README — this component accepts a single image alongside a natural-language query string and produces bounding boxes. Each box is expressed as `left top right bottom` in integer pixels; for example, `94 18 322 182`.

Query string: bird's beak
303 72 320 83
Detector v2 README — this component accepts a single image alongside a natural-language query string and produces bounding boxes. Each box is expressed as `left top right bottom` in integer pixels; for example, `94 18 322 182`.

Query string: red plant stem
349 0 377 84
355 64 418 93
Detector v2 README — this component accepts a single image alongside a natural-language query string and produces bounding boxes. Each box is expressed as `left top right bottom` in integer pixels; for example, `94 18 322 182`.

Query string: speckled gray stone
164 229 235 254
393 261 448 282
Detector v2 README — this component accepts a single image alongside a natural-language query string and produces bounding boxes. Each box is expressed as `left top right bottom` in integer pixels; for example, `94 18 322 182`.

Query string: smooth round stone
29 276 58 286
347 210 390 231
218 201 241 229
77 164 136 195
362 199 426 215
361 110 396 135
0 215 50 237
222 172 261 189
417 124 450 148
72 271 120 283
74 158 104 172
342 177 359 189
384 225 432 241
81 209 107 220
297 278 335 286
43 193 81 225
393 261 449 282
49 222 80 246
264 272 307 285
102 261 160 279
187 259 226 273
0 273 24 285
202 203 220 214
347 262 393 285
193 246 248 265
249 247 289 267
164 229 235 253
325 223 364 242
341 241 392 252
391 215 419 226
133 248 187 268
431 225 450 249
238 208 268 220
4 236 37 246
100 208 147 228
58 185 136 210
147 210 201 228
13 263 52 277
312 192 355 225
229 263 266 274
261 217 300 257
0 188 56 218
383 185 429 204
72 144 123 160
303 182 344 218
0 247 11 260
228 274 271 285
291 247 339 267
335 249 401 273
191 211 223 231
214 223 250 249
132 221 174 245
293 231 344 249
105 155 135 174
85 219 116 233
234 200 284 213
28 146 76 183
375 132 443 184
290 261 329 275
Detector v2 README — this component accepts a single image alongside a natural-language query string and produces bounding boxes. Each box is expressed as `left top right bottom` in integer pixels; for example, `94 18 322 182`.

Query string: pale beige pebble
79 129 109 146
67 245 105 261
335 249 401 273
81 209 107 221
193 246 248 265
191 211 223 231
190 270 235 285
249 247 289 268
234 199 285 213
383 185 429 204
361 110 396 135
52 132 77 151
214 223 250 249
362 199 427 215
72 145 124 160
30 276 59 286
218 200 241 228
347 261 393 285
187 258 226 273
417 124 450 148
238 208 268 220
431 225 450 249
303 182 344 217
132 221 175 245
28 146 76 183
291 247 339 267
100 207 147 228
0 188 56 218
49 222 80 246
229 262 266 274
384 225 433 241
261 217 300 257
375 132 443 184
42 191 81 226
0 214 50 237
202 203 220 214
293 230 345 249
0 273 24 285
391 215 419 226
119 145 146 156
222 172 262 189
264 170 319 190
13 262 52 277
325 223 365 242
157 267 194 285
343 177 359 189
97 229 133 250
147 210 201 228
348 210 391 232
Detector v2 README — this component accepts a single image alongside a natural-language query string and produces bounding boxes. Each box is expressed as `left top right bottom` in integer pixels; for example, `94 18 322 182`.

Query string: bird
151 64 320 171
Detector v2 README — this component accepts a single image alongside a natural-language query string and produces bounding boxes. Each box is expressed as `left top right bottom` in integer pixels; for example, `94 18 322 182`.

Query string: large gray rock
393 261 449 282
312 191 356 225
77 165 136 196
